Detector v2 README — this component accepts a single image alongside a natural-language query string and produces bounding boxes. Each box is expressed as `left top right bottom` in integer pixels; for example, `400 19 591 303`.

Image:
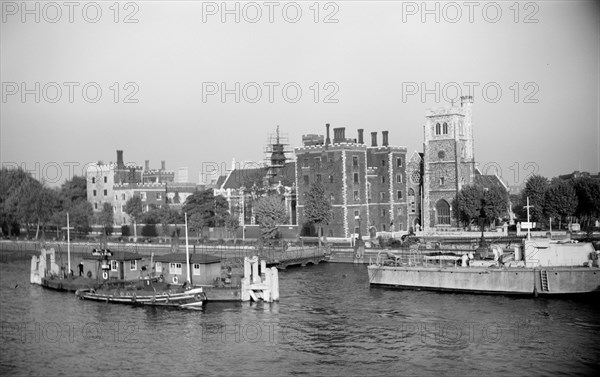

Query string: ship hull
367 265 600 296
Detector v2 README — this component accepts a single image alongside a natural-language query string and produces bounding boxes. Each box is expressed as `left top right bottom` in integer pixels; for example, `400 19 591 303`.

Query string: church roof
218 161 295 190
474 171 507 190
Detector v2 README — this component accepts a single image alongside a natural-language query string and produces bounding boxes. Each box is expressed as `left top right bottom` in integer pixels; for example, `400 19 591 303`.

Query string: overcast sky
1 0 599 187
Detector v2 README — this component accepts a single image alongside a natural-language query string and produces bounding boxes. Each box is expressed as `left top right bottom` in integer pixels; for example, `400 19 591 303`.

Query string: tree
453 185 483 228
544 180 578 229
254 194 287 240
572 177 600 228
188 212 207 239
69 200 93 235
482 186 509 226
60 176 88 206
182 189 229 227
522 174 549 225
124 196 143 240
99 203 114 236
454 184 509 230
225 214 240 240
303 182 333 245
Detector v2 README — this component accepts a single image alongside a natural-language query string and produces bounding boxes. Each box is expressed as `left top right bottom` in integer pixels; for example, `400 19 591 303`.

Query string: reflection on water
1 255 599 376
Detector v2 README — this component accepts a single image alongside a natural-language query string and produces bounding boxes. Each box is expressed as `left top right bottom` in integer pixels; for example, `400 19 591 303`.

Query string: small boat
76 281 207 310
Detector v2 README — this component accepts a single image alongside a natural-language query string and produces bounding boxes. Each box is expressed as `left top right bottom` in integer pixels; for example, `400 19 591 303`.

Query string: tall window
381 176 385 184
435 123 441 135
304 175 309 185
93 190 97 196
353 156 358 167
436 200 451 225
397 158 402 167
408 188 416 213
354 190 359 201
193 263 201 276
104 176 107 183
381 159 385 166
397 174 403 183
380 192 385 201
103 189 107 196
397 190 403 200
92 177 96 184
353 173 359 184
439 177 445 186
443 122 448 134
329 175 334 183
110 260 118 271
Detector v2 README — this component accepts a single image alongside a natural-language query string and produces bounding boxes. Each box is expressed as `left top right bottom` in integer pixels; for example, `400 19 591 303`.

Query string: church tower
422 96 475 230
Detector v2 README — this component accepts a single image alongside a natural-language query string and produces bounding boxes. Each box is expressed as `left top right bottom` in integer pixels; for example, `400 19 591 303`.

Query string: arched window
436 200 451 225
443 122 448 134
435 123 441 135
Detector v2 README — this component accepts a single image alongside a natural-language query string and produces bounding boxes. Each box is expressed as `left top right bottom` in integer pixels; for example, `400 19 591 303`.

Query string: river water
1 251 599 376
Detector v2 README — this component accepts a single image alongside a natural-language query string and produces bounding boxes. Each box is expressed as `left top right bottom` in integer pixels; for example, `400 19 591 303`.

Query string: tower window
439 177 445 186
92 177 96 184
381 208 387 217
380 192 386 201
329 175 334 183
397 191 403 200
443 122 448 134
354 190 359 201
353 156 358 167
396 158 402 167
381 176 385 184
93 190 97 197
381 159 385 166
397 174 403 183
104 176 107 183
354 173 359 184
316 174 322 182
435 123 441 135
303 175 309 185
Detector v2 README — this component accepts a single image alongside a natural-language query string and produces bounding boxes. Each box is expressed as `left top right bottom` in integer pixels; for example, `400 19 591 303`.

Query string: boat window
170 263 182 275
155 262 162 273
130 260 137 270
193 264 201 275
110 260 118 271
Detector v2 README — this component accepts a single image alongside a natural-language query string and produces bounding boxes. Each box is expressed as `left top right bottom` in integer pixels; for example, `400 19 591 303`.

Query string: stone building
295 124 407 238
87 150 200 226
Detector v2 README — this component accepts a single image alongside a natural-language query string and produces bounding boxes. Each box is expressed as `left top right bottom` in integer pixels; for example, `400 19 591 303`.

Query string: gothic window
397 174 403 183
435 123 441 135
397 190 403 200
353 173 359 184
353 156 358 167
436 200 451 225
443 122 448 134
397 157 403 167
411 172 421 184
408 188 416 213
439 177 445 185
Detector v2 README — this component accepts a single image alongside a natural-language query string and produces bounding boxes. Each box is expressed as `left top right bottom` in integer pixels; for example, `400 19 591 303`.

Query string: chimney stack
333 127 346 144
382 131 389 146
371 132 377 147
358 129 364 144
325 123 331 146
145 160 149 170
116 150 124 169
161 160 166 170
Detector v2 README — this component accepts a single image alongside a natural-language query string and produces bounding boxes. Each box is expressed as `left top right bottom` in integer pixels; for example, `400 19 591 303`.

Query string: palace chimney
371 132 377 147
116 150 124 169
358 129 364 144
325 123 331 146
145 160 150 170
161 161 166 170
382 131 389 146
333 127 346 144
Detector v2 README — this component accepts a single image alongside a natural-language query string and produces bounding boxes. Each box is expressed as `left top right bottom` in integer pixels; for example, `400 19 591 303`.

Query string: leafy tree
454 184 509 229
572 177 600 228
60 175 88 206
99 203 114 235
522 174 549 224
188 212 207 239
453 185 483 228
482 186 509 226
225 214 240 240
124 196 143 240
254 194 287 240
303 182 332 245
544 180 578 228
69 200 93 235
182 189 229 227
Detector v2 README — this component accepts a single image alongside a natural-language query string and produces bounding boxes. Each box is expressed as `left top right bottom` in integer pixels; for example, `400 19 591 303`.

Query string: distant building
558 171 600 181
214 128 297 228
87 150 201 226
295 124 407 237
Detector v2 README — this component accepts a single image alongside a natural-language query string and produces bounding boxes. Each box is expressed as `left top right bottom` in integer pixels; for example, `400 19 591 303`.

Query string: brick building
295 124 407 238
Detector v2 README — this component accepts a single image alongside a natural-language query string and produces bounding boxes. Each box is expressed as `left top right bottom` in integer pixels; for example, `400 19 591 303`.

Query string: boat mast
184 212 191 284
66 212 71 273
525 197 533 240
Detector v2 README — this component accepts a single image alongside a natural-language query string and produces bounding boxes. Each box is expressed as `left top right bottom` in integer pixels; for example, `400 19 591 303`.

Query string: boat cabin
82 250 145 281
153 253 222 286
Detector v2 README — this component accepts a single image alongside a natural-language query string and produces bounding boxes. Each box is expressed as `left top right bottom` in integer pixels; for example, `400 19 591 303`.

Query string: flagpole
185 212 191 284
67 212 71 273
